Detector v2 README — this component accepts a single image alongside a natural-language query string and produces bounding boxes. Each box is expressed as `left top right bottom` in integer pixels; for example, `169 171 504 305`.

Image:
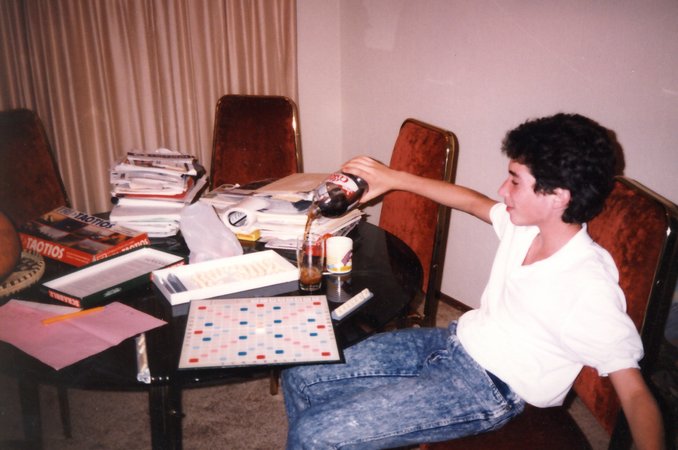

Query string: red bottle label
326 172 360 196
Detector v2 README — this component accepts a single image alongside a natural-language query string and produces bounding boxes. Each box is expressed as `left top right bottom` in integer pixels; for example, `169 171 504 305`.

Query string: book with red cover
18 206 150 267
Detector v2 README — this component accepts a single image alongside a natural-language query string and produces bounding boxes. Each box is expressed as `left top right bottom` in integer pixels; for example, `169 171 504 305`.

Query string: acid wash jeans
282 322 525 450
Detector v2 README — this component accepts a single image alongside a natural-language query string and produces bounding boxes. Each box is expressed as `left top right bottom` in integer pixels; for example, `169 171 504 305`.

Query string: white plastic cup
325 236 353 274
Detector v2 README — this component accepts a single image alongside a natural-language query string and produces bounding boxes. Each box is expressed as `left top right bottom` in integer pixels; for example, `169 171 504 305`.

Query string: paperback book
18 206 150 267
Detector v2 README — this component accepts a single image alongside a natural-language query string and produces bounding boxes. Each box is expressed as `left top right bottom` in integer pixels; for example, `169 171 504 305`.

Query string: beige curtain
0 0 297 214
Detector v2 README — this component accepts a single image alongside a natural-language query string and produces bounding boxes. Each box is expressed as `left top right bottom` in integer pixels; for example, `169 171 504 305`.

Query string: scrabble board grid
179 295 341 369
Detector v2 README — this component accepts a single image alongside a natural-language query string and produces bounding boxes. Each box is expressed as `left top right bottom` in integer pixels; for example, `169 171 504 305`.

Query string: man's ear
552 188 571 210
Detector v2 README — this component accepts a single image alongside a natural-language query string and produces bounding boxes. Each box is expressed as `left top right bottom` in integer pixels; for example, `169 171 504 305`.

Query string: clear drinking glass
296 233 325 292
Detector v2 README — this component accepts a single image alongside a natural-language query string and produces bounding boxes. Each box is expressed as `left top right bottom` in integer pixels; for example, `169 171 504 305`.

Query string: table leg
148 384 183 450
17 378 42 448
57 386 72 438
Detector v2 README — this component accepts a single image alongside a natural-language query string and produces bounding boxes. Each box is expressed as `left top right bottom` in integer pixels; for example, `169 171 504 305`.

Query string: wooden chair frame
422 121 457 327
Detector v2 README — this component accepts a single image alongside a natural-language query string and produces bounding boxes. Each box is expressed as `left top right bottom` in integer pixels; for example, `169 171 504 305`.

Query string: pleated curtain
0 0 297 214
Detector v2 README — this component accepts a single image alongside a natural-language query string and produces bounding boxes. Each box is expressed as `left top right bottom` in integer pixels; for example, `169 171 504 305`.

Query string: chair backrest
0 108 69 227
210 94 302 189
575 177 678 440
378 118 458 326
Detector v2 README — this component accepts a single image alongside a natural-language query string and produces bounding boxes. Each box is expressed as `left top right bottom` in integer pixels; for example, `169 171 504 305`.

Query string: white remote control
331 288 374 321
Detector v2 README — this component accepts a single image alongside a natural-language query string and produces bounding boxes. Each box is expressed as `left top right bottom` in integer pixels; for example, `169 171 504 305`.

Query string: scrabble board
179 295 341 369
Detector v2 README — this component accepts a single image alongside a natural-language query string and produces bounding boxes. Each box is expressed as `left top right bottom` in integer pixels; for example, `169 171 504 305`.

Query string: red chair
0 108 72 440
420 177 678 450
210 94 302 189
379 118 458 327
0 108 70 227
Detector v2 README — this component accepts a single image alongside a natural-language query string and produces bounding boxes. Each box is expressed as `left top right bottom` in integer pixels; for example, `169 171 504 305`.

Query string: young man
282 114 665 450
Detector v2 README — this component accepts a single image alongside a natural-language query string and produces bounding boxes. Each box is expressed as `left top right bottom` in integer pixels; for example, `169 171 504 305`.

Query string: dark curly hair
501 113 617 224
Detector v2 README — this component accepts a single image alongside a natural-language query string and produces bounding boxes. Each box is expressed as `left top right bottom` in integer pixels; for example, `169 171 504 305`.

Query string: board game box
18 206 150 267
152 250 299 306
43 247 186 308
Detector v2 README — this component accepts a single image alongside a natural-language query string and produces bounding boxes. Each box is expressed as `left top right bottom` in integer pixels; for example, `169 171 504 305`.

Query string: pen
41 306 106 325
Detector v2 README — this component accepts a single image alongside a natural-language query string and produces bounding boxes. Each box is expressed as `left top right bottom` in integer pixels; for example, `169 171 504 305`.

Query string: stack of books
109 151 207 237
199 173 364 245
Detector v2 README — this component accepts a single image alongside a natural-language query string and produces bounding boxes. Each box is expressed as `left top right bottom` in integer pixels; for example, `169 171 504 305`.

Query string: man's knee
287 411 338 450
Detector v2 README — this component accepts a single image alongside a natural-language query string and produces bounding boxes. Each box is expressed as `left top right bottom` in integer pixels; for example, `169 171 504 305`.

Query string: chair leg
17 378 42 448
57 387 72 438
270 368 280 395
400 290 428 328
422 290 439 328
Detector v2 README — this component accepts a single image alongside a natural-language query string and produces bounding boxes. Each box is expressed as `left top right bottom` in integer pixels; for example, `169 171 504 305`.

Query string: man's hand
341 156 400 203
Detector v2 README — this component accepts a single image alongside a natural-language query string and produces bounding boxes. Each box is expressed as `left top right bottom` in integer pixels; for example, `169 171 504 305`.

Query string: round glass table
0 221 422 449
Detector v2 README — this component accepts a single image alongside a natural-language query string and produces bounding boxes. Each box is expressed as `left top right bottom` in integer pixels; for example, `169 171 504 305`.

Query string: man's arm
609 367 665 450
342 156 497 223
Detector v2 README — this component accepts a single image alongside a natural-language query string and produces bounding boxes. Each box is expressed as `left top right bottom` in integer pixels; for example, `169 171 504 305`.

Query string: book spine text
46 289 83 308
95 235 151 261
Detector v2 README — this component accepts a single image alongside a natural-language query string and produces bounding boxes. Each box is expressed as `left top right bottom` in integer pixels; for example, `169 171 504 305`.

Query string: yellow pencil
41 306 106 325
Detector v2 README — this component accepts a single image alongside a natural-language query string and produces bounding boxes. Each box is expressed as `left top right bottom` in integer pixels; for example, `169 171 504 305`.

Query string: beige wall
298 0 678 308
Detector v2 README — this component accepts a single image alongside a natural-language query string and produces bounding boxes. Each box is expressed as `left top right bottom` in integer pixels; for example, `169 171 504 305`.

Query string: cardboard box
167 279 299 317
43 247 185 308
152 250 299 306
19 206 150 267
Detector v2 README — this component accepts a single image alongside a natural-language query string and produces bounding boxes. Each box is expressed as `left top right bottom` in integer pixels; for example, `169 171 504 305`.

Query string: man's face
497 161 555 227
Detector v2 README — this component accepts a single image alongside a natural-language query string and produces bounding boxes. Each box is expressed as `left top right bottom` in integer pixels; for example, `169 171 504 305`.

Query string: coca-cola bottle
311 172 368 218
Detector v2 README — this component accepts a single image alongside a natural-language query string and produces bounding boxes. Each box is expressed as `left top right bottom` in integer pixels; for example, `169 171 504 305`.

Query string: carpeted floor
1 300 676 449
0 375 288 450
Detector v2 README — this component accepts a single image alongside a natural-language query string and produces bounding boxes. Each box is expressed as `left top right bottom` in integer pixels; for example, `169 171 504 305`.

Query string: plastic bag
180 202 243 263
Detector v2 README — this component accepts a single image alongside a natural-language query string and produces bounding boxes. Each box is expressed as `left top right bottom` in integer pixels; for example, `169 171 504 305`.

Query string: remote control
331 288 374 321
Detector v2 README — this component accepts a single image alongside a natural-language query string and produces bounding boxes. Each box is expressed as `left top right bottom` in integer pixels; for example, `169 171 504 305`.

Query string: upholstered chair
0 108 70 227
421 177 678 450
0 108 73 439
379 118 457 327
210 94 302 189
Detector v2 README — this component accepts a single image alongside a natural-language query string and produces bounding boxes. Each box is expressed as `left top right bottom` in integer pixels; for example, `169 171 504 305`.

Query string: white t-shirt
457 203 643 407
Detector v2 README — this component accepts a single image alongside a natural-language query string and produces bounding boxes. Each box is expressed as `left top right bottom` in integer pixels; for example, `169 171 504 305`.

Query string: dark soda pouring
303 171 368 242
311 172 368 218
299 172 367 290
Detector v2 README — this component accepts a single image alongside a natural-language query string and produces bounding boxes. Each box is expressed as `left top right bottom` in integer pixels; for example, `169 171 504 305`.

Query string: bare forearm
342 156 496 222
610 369 665 450
389 171 495 222
623 392 665 450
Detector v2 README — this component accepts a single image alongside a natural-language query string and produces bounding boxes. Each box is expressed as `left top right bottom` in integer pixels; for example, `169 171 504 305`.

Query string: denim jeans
282 322 525 450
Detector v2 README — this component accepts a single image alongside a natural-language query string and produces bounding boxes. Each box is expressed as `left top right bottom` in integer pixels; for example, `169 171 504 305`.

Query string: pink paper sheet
0 300 167 370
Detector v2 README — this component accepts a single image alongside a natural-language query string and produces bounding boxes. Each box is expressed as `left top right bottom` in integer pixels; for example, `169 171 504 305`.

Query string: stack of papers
109 149 207 237
199 173 364 244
